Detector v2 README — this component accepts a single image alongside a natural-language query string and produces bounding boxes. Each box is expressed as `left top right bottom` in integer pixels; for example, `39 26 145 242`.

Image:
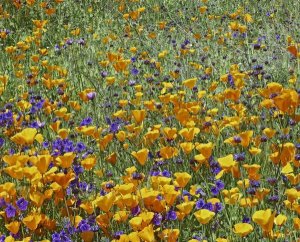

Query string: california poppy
11 128 37 145
233 223 253 237
131 148 149 165
194 209 215 224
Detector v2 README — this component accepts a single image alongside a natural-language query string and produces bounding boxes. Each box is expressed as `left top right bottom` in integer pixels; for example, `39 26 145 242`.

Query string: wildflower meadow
0 0 300 241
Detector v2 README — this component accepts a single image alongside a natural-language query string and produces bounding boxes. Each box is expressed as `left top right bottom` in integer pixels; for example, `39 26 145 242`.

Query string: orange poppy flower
194 209 215 224
159 229 180 242
11 128 37 145
81 156 96 170
174 172 192 188
34 155 52 174
252 209 276 232
196 142 213 158
233 223 253 237
160 146 179 159
180 142 195 154
179 127 200 141
183 78 197 89
138 225 155 242
131 148 149 165
94 192 116 212
56 152 76 169
23 213 42 230
132 109 146 124
5 221 20 234
176 201 195 215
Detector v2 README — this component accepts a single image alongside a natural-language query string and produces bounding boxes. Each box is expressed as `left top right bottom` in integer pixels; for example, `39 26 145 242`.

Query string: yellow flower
180 142 194 154
252 209 276 232
81 231 94 242
23 213 42 230
293 217 300 230
233 223 253 237
285 188 300 202
176 201 195 215
5 221 20 234
274 214 287 226
34 155 52 174
56 152 76 169
160 146 179 159
11 128 37 145
129 217 143 231
179 127 200 141
81 156 96 170
138 225 155 242
196 142 213 158
132 109 146 124
194 209 215 224
174 172 191 188
159 229 180 242
105 152 117 166
216 238 228 242
94 192 116 212
131 148 149 166
217 154 236 169
183 78 197 89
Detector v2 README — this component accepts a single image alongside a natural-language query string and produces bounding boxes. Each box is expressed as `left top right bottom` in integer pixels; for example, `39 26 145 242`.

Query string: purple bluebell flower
246 187 256 195
128 80 136 86
73 165 84 176
105 183 114 189
162 170 171 177
203 202 214 211
100 71 108 78
86 92 96 100
242 216 251 223
5 204 16 218
77 38 85 46
195 188 206 197
16 198 28 211
215 180 225 190
266 177 277 185
54 44 60 52
78 220 91 232
233 136 242 143
260 135 268 142
250 180 260 188
234 153 245 161
66 39 74 45
152 213 162 226
150 170 160 176
110 122 121 133
211 186 219 196
80 117 93 126
75 142 86 153
215 202 223 213
79 182 88 191
113 231 124 239
132 172 143 180
227 74 235 88
165 210 177 221
131 68 139 76
131 205 141 216
268 195 279 203
0 198 6 208
196 199 205 209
